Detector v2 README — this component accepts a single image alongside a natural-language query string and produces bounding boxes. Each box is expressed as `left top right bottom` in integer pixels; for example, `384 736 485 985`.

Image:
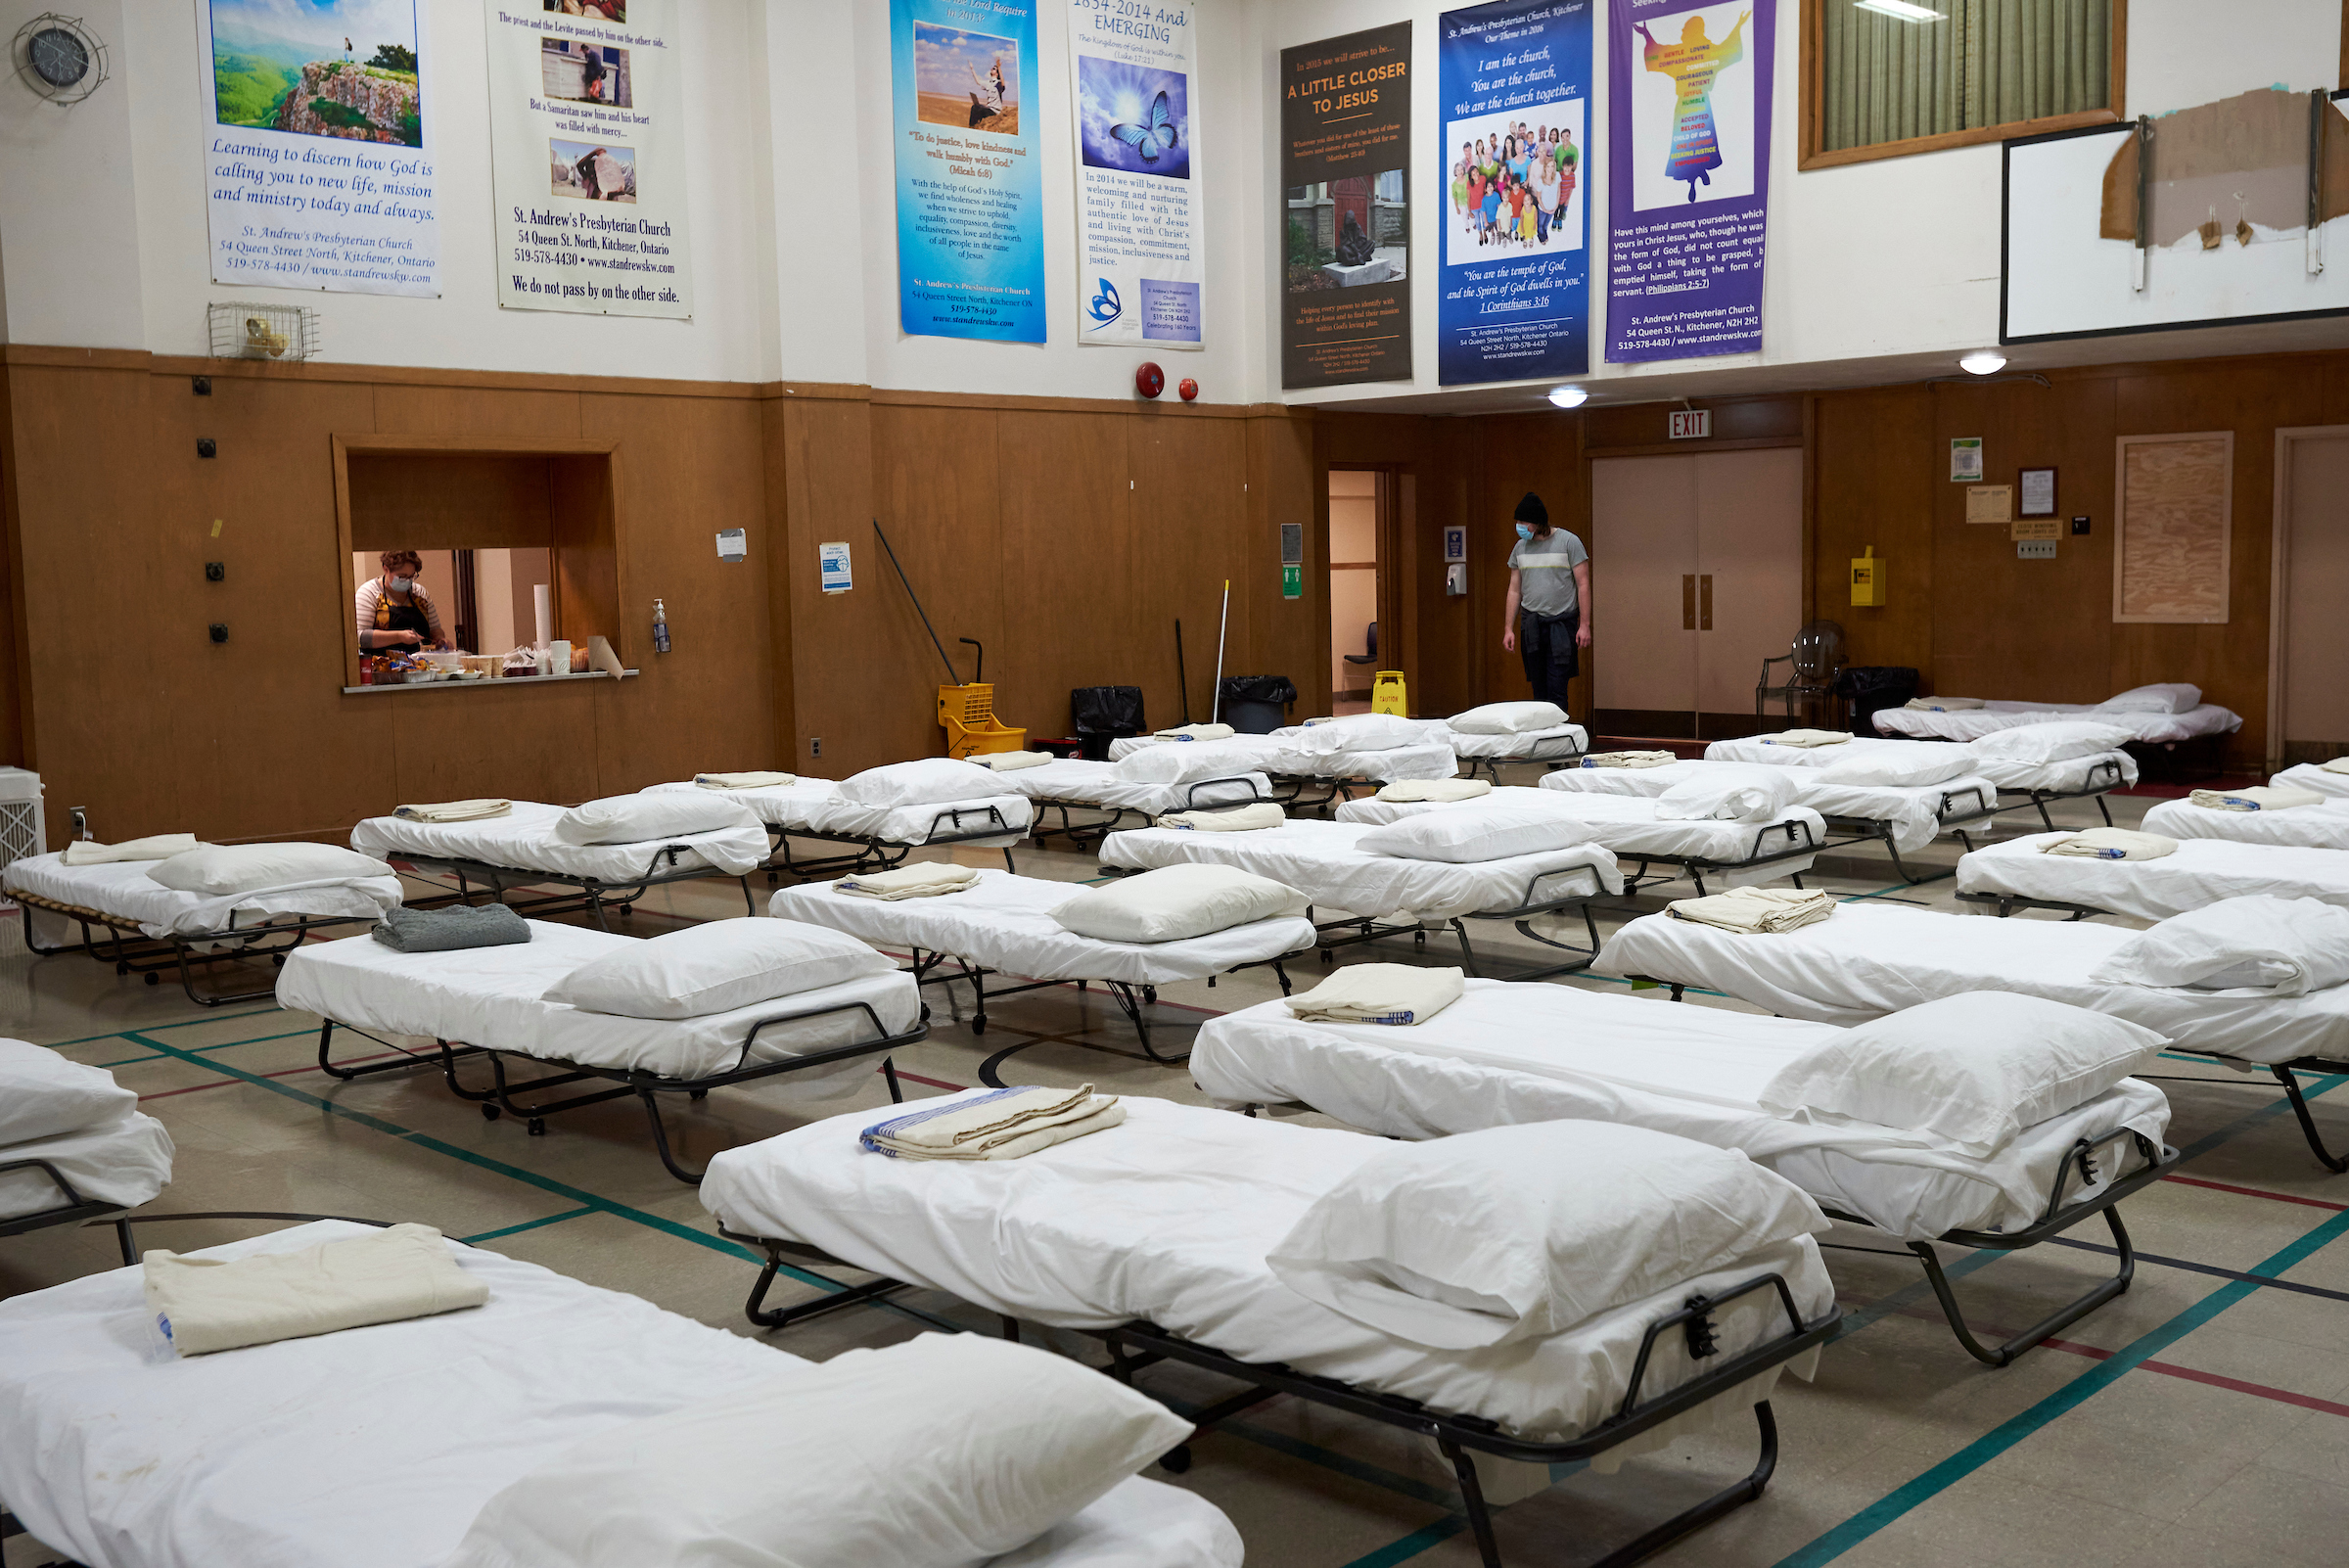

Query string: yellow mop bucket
938 682 1026 759
1370 670 1407 716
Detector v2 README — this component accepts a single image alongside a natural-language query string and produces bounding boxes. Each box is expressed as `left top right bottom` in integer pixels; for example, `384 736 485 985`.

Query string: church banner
893 0 1047 343
1069 0 1204 348
1280 23 1412 389
1603 0 1773 362
485 3 692 317
1436 0 1590 386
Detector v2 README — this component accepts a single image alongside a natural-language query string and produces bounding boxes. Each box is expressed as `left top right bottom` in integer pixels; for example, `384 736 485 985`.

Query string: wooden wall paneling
1128 416 1251 730
346 454 556 553
773 394 881 777
1243 411 1320 727
387 681 604 807
994 412 1133 737
1448 411 1587 717
0 366 23 768
369 384 582 438
1811 387 1935 680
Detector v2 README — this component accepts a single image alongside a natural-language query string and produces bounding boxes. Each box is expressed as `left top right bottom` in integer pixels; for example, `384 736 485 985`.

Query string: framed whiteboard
2114 432 2232 624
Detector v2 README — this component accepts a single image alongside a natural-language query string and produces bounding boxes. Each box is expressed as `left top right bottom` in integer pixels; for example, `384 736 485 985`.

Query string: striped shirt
354 576 446 650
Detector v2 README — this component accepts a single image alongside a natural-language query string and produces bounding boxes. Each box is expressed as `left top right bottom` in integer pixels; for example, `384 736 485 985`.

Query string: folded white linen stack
1156 722 1235 741
2326 758 2349 775
970 751 1053 771
143 1222 488 1357
392 799 514 823
1578 751 1678 768
1759 729 1851 749
694 771 797 789
60 834 205 865
1284 963 1464 1026
1156 802 1286 831
858 1084 1125 1160
2190 785 2324 812
834 863 979 900
2043 827 2177 860
1904 697 1985 711
1666 887 1835 935
1377 778 1493 803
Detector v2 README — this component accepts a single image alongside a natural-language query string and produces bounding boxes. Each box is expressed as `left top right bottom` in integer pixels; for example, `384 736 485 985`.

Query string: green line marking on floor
460 1206 598 1245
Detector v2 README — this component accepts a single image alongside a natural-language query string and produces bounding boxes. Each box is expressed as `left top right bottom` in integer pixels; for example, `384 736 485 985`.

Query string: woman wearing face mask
355 550 448 654
1499 492 1591 714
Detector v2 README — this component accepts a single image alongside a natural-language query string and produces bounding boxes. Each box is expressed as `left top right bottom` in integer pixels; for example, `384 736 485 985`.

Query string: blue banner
892 0 1046 343
1436 0 1591 386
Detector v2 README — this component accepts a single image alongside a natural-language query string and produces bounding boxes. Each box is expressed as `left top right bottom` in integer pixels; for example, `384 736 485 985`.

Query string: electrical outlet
810 737 822 759
205 562 225 582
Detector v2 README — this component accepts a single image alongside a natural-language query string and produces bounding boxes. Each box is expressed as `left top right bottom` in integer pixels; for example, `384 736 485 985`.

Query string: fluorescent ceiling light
1856 0 1945 20
1547 385 1589 408
1958 349 2007 376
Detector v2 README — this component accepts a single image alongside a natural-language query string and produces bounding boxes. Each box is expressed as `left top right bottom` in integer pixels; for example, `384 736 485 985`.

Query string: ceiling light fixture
1547 385 1589 409
1958 349 2007 376
1855 0 1946 22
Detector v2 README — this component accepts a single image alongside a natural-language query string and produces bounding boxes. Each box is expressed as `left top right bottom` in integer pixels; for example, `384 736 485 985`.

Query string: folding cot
2138 795 2349 850
1110 726 1457 813
2272 761 2349 800
649 774 1033 874
1957 833 2349 923
1873 694 2243 780
0 1040 172 1267
981 754 1272 846
1422 716 1590 780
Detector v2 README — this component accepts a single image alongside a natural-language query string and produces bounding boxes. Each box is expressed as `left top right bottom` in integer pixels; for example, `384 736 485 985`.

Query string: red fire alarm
1135 362 1165 399
1177 378 1198 402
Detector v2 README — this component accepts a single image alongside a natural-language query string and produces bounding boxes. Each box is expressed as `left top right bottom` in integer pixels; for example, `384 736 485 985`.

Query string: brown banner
1281 23 1412 389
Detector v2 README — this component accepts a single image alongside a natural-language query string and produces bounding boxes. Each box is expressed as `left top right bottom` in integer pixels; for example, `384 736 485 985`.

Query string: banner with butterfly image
1069 1 1204 348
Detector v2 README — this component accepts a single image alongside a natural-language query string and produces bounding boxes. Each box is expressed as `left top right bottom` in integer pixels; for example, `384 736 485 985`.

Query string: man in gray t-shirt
1501 491 1590 713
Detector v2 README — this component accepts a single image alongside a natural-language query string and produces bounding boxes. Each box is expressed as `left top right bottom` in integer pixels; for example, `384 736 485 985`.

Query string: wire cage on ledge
207 302 320 362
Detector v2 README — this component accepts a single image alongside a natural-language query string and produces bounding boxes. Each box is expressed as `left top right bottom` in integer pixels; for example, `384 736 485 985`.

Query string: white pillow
1757 994 2165 1157
1449 701 1566 736
1814 744 1976 789
834 758 1004 808
1968 720 2136 765
1114 739 1266 787
2088 897 2349 996
1052 864 1308 944
1281 713 1425 756
542 918 897 1019
148 842 394 897
2099 682 2198 715
1267 1122 1824 1350
1653 764 1799 823
556 793 752 847
0 1038 136 1145
444 1333 1192 1568
1355 800 1596 862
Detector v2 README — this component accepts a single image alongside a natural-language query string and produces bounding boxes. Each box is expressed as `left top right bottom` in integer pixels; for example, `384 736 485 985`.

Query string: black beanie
1513 491 1548 528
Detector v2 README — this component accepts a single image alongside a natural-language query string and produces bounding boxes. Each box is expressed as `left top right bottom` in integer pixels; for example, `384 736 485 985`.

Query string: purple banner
1604 0 1773 362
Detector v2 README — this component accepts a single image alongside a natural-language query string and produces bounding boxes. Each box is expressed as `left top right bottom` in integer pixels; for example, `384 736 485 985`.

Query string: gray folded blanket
371 904 531 952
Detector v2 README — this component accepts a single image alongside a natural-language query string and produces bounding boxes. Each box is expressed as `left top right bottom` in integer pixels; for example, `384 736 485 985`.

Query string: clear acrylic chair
1756 621 1847 723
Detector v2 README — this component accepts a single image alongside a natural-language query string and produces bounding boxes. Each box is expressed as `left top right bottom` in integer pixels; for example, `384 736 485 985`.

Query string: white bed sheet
1337 786 1821 879
770 869 1313 985
0 1111 173 1222
648 779 1032 850
1705 735 1964 771
990 759 1271 815
1263 737 1459 784
352 801 771 881
1971 750 2139 794
1540 761 2000 853
2139 797 2349 850
3 852 401 943
2274 762 2349 800
1188 985 2168 1240
1109 734 1286 764
1958 833 2349 921
702 1095 1832 1444
1593 900 2349 1064
275 921 920 1085
0 1221 1234 1568
1874 702 2243 746
1438 722 1589 761
1100 817 1623 918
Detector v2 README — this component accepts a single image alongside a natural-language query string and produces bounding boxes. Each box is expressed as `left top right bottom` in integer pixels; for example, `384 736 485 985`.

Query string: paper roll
586 635 624 678
532 584 552 650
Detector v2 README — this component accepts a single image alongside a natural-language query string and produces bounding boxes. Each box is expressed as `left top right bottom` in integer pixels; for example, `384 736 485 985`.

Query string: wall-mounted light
1856 1 1946 21
1547 385 1588 409
1958 349 2007 376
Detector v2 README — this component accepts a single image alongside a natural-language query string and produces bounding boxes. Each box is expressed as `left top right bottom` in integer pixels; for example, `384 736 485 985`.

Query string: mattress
701 1094 1833 1444
352 801 771 881
1099 817 1623 919
1263 737 1459 784
0 1221 1235 1568
1540 760 1999 853
2273 762 2349 800
1188 985 2169 1241
1874 702 2243 746
275 921 921 1085
1336 786 1822 883
1958 833 2349 921
1593 899 2349 1065
648 779 1031 850
990 759 1271 815
1705 735 1965 771
770 869 1314 985
1971 750 2139 794
3 851 401 942
1109 733 1286 764
2140 797 2349 851
0 1111 173 1222
1440 722 1589 761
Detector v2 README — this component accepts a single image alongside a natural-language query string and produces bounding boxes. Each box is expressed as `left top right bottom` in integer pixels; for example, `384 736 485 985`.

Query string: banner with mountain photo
1280 23 1411 389
198 0 438 297
1068 0 1203 348
485 3 692 318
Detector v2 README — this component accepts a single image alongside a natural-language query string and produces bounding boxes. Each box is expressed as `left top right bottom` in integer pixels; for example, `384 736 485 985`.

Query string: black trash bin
1834 666 1919 737
1071 685 1146 760
1217 674 1298 735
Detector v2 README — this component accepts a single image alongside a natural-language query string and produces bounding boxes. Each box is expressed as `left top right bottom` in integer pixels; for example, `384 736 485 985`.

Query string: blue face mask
1515 524 1535 540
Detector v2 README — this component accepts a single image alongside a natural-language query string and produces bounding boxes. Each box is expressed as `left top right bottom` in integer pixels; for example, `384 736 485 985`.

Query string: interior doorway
1328 469 1383 713
2270 427 2349 768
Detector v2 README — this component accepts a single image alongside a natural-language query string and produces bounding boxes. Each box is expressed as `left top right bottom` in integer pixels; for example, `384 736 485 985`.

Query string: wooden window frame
1799 0 2128 171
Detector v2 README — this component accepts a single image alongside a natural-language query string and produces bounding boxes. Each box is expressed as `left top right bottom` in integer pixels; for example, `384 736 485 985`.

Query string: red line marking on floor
137 1050 406 1100
2164 1174 2349 1212
2039 1336 2349 1419
891 1070 968 1093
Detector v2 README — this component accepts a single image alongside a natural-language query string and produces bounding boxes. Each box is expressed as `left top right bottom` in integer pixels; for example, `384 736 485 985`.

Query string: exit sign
1669 409 1711 439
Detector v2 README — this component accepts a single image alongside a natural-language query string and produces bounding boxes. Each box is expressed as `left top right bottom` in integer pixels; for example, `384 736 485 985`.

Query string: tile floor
4 779 2345 1568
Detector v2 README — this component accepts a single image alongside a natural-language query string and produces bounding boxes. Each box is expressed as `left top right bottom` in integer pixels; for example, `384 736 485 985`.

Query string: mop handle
1211 580 1229 724
872 520 960 683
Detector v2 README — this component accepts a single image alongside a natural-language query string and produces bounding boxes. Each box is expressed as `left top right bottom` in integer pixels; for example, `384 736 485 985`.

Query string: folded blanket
1903 697 1985 711
2043 827 2177 861
144 1222 489 1357
1579 751 1679 769
970 751 1052 771
859 1084 1126 1160
1758 729 1852 748
1155 722 1235 742
1155 802 1285 831
694 771 797 790
2189 785 2324 812
61 833 204 866
393 799 514 823
835 863 979 899
1377 778 1494 803
1666 887 1836 935
1284 962 1464 1026
2325 758 2349 775
372 904 531 952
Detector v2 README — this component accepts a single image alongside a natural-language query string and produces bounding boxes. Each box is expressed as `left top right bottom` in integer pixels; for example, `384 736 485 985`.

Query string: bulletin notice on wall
1603 0 1773 362
1068 1 1204 348
485 5 692 317
1281 23 1412 389
197 0 438 296
894 0 1047 343
1436 0 1590 385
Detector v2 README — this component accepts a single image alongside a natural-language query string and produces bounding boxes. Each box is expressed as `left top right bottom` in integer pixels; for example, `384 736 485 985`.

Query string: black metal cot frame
391 840 757 931
0 1157 140 1266
1610 817 1823 899
1814 781 2006 885
760 803 1025 880
1302 863 1613 983
2001 755 2123 830
1022 775 1269 850
315 998 925 1183
1456 728 1590 783
14 898 370 1007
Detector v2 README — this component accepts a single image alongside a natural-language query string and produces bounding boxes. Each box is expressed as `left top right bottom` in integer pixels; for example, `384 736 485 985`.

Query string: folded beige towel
1284 963 1464 1025
2190 786 2324 813
393 800 514 823
835 863 980 899
1579 751 1679 769
2324 758 2349 775
1666 887 1836 935
972 751 1052 771
1155 802 1285 832
1156 722 1235 741
2044 827 2177 860
859 1084 1125 1160
1904 697 1985 711
144 1222 488 1358
1759 729 1852 749
695 771 797 790
62 834 204 866
1377 779 1494 803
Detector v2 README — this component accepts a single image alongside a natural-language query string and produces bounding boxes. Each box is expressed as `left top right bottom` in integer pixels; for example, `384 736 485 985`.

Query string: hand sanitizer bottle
653 598 670 655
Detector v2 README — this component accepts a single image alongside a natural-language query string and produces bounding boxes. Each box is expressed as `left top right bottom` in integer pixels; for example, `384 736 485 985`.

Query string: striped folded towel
2043 828 2176 860
1284 963 1463 1026
859 1084 1125 1160
695 771 797 790
1580 751 1678 768
1156 802 1284 832
835 864 979 899
2189 786 2324 812
62 834 205 865
1155 722 1234 742
1666 887 1835 935
393 800 513 823
1377 779 1492 803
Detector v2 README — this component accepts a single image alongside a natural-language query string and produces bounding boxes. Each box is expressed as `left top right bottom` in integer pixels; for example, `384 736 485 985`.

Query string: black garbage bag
1071 685 1146 760
1833 666 1919 737
1218 674 1297 735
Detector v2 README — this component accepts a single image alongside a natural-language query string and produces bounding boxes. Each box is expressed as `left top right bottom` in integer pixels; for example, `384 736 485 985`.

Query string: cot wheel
1413 931 1426 948
1144 987 1158 1006
972 1016 988 1036
481 1104 501 1122
527 1118 547 1136
689 1088 709 1101
1319 950 1332 964
271 952 287 966
144 972 159 986
1158 1446 1192 1474
920 1003 933 1024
